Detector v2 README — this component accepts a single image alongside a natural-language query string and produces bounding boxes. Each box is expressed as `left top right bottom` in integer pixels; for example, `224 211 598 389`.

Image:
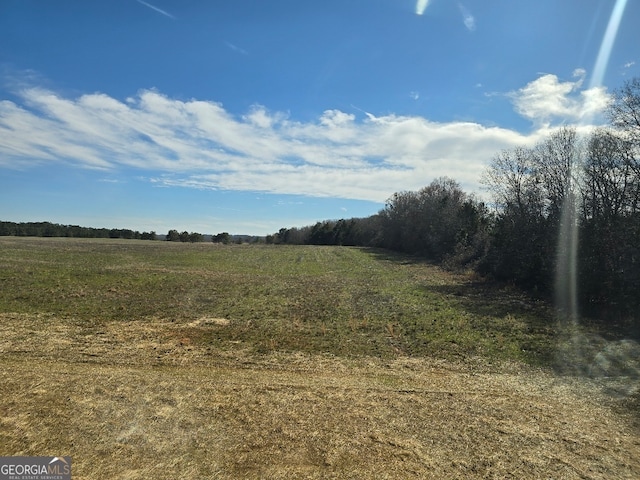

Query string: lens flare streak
556 0 629 324
415 0 430 16
590 0 629 89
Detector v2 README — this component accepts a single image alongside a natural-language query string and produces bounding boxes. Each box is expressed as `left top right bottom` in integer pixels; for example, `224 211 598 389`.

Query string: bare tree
609 77 640 144
482 147 542 216
531 126 582 219
583 128 638 221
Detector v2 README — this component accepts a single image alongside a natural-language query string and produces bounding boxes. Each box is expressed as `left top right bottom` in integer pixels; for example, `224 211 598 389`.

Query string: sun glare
590 0 629 89
415 0 429 16
556 0 629 323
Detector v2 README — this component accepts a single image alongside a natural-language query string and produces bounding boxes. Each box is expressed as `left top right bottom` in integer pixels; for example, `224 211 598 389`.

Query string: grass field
1 237 638 478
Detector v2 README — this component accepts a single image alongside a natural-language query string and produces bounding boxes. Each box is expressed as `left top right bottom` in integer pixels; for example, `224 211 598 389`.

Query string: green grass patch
0 237 558 363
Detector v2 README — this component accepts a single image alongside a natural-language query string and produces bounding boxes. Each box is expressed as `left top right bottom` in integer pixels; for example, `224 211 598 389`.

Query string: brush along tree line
272 78 640 323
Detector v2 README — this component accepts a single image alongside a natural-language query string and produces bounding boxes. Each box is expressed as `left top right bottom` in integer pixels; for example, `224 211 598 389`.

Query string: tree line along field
1 237 639 478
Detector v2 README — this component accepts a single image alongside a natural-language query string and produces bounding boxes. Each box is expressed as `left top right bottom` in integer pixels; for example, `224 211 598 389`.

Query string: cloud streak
458 4 476 31
0 73 610 202
135 0 175 19
224 41 249 56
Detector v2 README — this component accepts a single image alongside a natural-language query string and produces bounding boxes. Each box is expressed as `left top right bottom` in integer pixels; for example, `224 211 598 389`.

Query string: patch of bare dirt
188 316 231 327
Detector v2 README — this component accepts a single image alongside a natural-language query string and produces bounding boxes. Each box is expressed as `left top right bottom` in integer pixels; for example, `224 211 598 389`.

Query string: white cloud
458 4 476 31
0 74 608 202
572 68 586 86
510 72 611 125
319 109 355 127
244 105 277 129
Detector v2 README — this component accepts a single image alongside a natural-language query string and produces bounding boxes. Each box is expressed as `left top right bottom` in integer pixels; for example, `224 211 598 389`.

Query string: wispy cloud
624 61 635 68
0 73 609 202
224 41 249 56
458 4 476 31
135 0 175 19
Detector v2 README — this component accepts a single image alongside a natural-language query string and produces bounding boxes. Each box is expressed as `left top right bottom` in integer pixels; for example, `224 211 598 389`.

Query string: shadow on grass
415 276 640 398
361 249 640 423
425 281 559 364
362 247 436 267
361 248 558 365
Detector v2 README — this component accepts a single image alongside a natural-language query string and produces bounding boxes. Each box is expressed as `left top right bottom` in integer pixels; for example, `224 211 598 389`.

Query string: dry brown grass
1 312 639 479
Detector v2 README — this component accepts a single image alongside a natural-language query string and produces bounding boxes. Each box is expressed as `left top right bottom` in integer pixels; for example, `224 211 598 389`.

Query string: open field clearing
1 237 639 478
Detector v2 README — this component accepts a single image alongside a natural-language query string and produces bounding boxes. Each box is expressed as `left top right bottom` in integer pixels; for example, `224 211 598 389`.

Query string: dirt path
1 315 639 479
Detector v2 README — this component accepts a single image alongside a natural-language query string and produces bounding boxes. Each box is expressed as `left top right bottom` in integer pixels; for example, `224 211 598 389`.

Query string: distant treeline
165 230 263 243
270 78 640 326
0 221 263 244
0 221 158 240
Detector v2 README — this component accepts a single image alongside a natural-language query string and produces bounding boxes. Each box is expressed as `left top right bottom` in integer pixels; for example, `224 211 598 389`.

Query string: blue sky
0 0 638 235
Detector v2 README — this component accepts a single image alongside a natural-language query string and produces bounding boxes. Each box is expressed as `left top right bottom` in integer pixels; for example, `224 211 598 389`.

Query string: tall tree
532 126 582 220
380 177 484 262
212 232 231 244
481 143 552 290
482 147 542 216
609 77 640 145
166 229 180 242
